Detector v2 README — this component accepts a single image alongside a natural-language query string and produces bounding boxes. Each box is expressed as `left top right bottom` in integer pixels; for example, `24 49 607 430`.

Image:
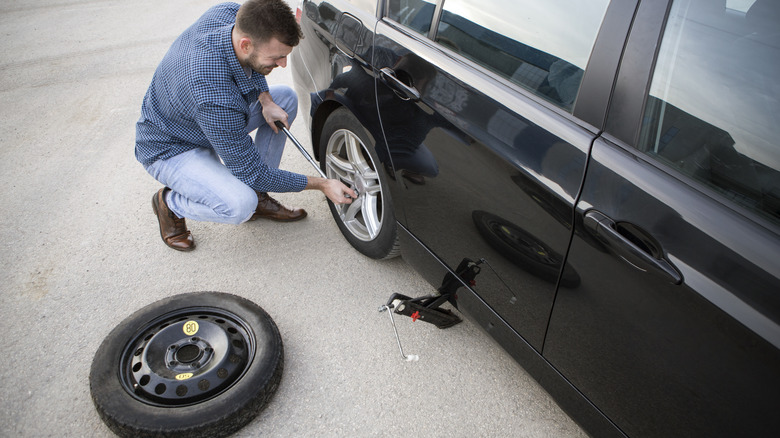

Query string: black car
290 0 780 436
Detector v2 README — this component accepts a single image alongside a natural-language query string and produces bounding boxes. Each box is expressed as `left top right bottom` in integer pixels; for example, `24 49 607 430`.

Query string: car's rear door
543 0 780 435
371 0 629 350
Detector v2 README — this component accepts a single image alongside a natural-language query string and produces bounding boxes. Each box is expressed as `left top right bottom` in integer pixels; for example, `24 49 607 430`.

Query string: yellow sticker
175 373 194 381
183 320 199 336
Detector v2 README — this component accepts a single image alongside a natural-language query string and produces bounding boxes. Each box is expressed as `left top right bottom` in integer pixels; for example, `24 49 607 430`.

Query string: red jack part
411 311 421 322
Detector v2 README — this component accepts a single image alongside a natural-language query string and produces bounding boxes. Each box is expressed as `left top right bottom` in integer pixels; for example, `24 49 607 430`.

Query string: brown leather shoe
151 188 195 251
250 192 307 222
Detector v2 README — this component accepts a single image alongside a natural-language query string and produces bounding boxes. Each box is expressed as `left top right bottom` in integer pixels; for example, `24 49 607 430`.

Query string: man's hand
259 91 288 133
306 177 358 204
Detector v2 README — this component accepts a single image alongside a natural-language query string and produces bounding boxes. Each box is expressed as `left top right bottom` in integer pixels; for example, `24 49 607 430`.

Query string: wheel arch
310 94 382 163
311 98 343 162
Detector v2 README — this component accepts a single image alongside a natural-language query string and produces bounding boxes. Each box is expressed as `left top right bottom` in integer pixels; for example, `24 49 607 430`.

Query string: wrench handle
275 121 327 178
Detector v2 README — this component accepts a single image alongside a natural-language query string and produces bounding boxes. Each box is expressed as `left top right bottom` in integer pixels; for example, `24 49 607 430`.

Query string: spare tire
89 291 283 437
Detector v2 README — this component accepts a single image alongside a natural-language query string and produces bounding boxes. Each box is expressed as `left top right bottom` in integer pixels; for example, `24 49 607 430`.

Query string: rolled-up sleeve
194 101 307 193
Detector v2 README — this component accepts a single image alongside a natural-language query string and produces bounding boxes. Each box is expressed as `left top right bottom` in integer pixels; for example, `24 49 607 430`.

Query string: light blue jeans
145 85 298 224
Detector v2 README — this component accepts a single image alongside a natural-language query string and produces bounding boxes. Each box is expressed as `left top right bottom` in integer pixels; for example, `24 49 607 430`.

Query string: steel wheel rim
324 128 384 242
118 307 256 407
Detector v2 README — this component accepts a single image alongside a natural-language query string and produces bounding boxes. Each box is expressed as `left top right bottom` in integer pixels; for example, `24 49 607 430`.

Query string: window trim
375 18 602 150
382 0 626 121
605 0 673 146
609 0 780 230
574 0 640 129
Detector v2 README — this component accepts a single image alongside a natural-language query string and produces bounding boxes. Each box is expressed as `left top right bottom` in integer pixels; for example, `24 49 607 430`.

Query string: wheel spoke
361 193 381 239
345 133 375 176
342 197 362 221
341 198 364 235
363 177 382 197
326 153 355 183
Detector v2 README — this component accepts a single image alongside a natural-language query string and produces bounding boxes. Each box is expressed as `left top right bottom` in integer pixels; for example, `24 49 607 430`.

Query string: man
136 0 355 251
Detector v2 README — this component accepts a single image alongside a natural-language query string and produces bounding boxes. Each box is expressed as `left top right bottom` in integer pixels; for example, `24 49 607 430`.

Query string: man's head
233 0 303 75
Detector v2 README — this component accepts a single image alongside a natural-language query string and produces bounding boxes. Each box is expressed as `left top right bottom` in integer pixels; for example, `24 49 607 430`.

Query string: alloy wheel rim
325 128 384 242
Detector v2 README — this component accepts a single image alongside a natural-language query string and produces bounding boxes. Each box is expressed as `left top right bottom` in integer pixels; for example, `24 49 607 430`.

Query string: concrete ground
0 1 586 437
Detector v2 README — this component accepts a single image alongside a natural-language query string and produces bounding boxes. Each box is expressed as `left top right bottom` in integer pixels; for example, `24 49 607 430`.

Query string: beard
248 55 276 76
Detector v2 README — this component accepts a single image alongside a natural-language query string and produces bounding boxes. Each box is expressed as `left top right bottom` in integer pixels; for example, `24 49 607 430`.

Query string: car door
543 0 780 436
372 0 621 350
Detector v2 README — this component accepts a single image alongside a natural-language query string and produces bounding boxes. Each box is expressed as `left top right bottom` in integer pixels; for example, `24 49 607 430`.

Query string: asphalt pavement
0 1 587 436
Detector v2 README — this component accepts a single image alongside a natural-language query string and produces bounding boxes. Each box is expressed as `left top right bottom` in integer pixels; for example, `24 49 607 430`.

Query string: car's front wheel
319 108 399 259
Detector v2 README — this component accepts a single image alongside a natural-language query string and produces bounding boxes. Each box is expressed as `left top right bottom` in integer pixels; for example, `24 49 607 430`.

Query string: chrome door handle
584 210 682 284
379 67 421 101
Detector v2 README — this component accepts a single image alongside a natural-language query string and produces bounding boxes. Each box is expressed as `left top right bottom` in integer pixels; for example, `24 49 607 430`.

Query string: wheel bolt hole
139 375 150 386
155 383 166 395
132 362 142 372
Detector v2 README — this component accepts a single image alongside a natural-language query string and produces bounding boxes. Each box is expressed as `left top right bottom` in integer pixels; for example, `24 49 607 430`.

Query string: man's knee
217 187 258 225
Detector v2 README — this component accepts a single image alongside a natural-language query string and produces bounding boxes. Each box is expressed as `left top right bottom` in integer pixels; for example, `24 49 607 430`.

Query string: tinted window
639 0 780 224
386 0 436 36
433 0 609 111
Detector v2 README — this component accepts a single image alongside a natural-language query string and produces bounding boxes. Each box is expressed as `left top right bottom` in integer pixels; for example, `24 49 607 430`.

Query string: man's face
248 37 292 75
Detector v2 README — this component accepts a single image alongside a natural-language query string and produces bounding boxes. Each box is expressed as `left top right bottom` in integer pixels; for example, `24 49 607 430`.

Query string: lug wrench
275 121 358 199
274 121 326 178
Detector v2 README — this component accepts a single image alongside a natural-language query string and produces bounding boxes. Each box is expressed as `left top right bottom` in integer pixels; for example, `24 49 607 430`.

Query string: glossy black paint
545 1 780 434
291 0 780 436
371 18 607 350
546 137 780 437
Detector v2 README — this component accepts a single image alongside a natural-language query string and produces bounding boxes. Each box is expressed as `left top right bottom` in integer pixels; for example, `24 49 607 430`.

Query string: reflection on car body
291 0 780 436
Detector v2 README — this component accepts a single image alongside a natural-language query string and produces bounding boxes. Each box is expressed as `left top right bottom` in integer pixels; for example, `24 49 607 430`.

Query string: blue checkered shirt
135 2 307 193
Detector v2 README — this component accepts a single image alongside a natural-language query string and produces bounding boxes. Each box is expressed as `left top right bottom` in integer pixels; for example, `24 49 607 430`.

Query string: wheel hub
168 336 212 371
119 308 255 407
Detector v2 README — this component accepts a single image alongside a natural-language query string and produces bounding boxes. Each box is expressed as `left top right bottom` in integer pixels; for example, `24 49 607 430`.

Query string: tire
89 292 283 438
319 108 400 259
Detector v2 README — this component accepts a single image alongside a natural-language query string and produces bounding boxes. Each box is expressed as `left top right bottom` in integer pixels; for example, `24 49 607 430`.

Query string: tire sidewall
89 292 283 437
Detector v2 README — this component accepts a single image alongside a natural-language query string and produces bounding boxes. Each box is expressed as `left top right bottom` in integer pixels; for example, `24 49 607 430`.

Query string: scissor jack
379 258 483 361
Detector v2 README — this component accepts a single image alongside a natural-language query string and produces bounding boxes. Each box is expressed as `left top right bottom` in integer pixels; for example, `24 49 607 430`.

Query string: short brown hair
236 0 303 47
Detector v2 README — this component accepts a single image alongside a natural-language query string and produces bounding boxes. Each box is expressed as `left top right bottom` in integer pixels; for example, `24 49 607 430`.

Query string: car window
386 0 436 36
432 0 610 111
638 0 780 225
